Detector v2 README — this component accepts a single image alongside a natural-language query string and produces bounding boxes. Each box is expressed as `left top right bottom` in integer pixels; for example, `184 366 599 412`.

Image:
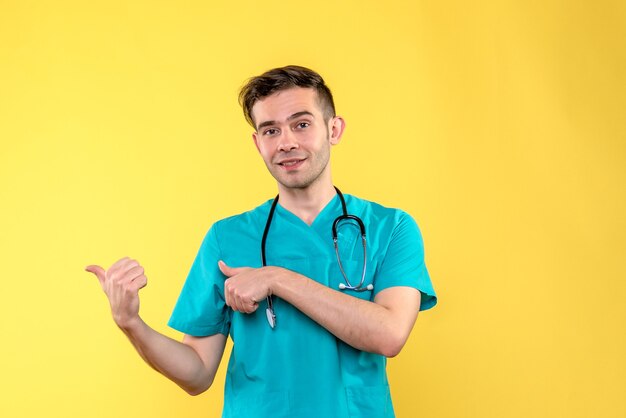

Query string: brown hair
238 65 336 128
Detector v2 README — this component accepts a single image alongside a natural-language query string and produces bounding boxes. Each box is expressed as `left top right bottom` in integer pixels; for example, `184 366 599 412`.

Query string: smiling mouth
278 158 305 167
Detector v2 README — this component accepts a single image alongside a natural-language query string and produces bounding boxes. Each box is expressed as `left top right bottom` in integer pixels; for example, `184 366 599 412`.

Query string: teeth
282 160 299 166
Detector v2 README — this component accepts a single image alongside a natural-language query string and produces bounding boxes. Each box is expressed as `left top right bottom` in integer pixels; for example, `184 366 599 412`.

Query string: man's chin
278 180 311 190
272 174 314 190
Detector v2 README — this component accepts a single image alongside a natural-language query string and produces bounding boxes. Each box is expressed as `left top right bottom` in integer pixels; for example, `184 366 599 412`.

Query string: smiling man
87 65 437 418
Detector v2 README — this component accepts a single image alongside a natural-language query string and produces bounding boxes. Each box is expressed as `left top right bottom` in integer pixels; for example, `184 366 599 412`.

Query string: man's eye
296 122 309 129
264 128 278 136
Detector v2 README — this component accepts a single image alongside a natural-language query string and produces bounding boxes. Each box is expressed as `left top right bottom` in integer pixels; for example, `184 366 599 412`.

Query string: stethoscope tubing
260 187 370 328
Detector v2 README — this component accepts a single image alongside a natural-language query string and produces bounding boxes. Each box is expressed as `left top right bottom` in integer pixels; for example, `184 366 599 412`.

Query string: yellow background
1 1 625 417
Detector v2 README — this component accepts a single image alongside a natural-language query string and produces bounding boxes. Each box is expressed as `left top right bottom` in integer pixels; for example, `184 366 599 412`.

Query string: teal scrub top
168 194 437 418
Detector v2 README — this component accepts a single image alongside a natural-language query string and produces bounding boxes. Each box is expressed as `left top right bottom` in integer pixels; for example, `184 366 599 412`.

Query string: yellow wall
1 1 624 417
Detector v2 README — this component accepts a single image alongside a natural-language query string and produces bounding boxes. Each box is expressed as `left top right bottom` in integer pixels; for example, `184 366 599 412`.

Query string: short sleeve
374 212 437 311
168 224 231 336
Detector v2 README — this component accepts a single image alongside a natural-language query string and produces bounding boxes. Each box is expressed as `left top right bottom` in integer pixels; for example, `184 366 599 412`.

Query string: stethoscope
260 187 371 329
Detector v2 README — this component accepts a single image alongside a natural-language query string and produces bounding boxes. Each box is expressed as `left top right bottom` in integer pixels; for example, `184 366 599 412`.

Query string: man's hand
218 261 280 314
85 257 148 329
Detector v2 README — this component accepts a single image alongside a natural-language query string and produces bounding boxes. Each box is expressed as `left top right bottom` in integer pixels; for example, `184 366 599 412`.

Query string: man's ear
329 116 346 145
252 131 261 153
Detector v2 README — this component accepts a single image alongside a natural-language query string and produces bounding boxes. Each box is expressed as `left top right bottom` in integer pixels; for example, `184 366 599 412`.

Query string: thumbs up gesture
86 257 148 329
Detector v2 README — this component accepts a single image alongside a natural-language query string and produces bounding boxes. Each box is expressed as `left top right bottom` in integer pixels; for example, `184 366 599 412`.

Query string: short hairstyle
238 65 336 128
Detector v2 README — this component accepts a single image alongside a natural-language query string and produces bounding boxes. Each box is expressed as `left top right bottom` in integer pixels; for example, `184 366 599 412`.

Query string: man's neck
277 181 337 226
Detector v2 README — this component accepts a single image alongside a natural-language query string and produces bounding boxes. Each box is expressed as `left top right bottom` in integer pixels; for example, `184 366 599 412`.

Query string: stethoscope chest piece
266 307 276 329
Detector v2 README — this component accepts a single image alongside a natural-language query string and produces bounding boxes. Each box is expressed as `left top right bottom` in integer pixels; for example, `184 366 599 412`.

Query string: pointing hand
86 257 147 329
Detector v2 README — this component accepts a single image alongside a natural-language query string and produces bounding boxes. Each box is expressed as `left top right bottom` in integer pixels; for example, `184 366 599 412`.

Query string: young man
86 65 437 418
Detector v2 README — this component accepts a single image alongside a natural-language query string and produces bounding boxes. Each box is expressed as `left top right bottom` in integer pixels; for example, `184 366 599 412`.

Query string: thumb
218 260 237 277
85 265 106 285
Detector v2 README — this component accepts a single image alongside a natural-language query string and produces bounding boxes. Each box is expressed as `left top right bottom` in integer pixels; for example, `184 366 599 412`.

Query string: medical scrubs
168 194 437 418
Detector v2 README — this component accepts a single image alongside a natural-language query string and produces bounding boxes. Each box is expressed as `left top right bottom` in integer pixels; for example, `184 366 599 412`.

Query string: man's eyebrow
257 120 277 130
287 111 314 121
256 111 314 130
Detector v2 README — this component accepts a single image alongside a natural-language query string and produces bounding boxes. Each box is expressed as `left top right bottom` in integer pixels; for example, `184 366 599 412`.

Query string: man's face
251 87 344 191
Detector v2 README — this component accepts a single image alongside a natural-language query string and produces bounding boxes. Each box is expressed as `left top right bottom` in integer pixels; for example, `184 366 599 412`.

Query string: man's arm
219 262 421 357
86 257 226 395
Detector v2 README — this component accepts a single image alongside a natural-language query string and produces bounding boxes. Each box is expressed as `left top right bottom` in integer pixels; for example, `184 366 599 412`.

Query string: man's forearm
270 269 420 357
118 317 224 395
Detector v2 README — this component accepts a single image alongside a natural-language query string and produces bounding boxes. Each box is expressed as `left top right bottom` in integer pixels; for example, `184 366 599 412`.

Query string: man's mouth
277 158 306 170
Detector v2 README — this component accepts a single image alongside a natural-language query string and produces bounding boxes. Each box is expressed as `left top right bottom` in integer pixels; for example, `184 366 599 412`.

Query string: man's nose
277 130 299 152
